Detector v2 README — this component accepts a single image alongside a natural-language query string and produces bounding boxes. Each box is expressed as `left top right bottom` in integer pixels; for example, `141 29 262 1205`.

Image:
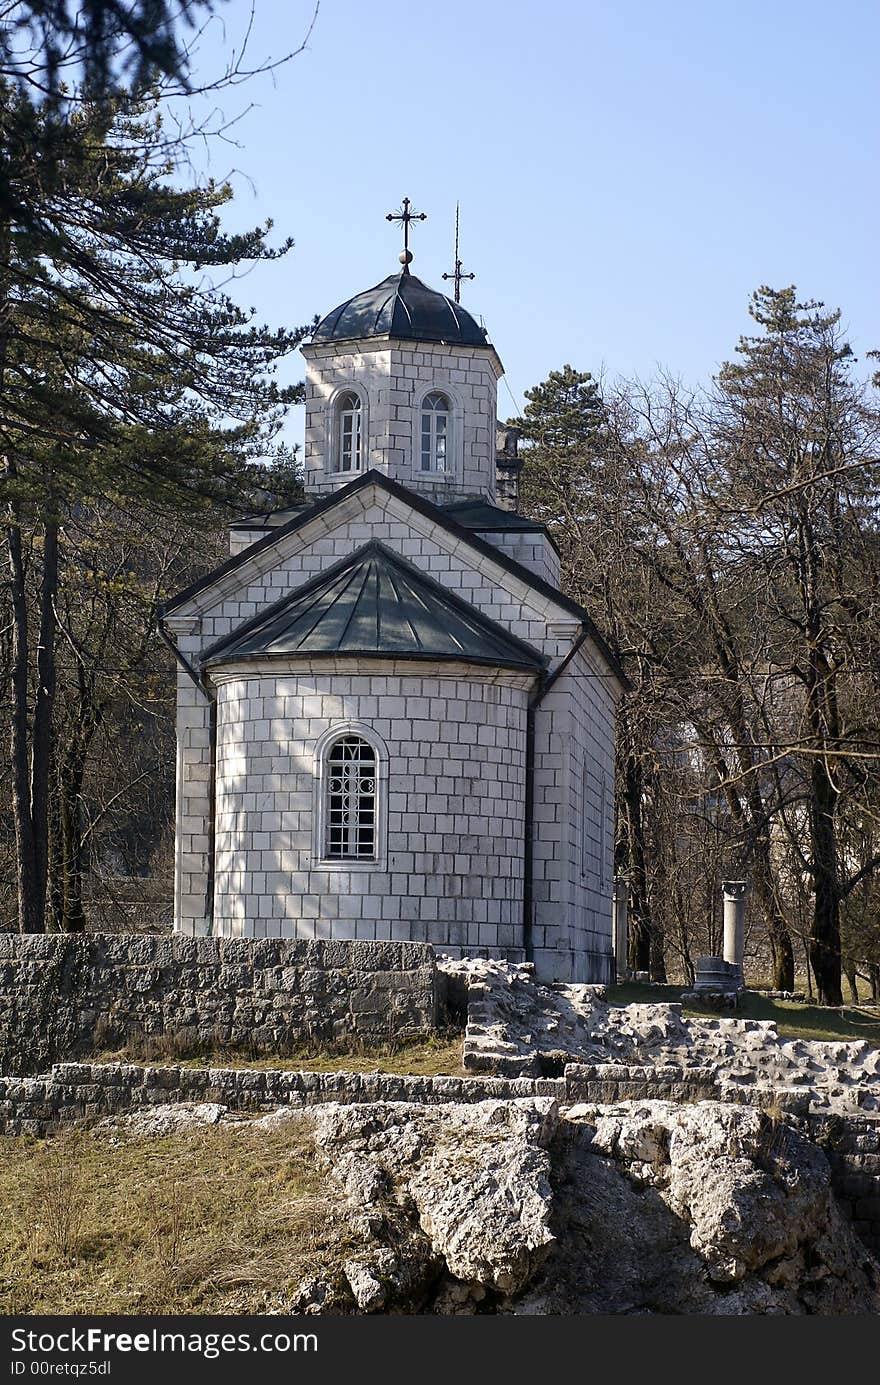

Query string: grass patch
0 1120 357 1315
88 1032 465 1076
606 982 880 1047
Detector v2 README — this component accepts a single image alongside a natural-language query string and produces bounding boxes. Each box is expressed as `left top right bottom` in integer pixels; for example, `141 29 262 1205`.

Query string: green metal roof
201 540 548 673
441 499 548 533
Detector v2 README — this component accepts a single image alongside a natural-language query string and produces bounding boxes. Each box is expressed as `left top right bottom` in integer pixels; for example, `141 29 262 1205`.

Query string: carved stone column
722 880 748 981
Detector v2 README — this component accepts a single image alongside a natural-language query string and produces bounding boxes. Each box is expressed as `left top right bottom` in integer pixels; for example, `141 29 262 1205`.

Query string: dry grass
88 1031 465 1076
0 1119 357 1315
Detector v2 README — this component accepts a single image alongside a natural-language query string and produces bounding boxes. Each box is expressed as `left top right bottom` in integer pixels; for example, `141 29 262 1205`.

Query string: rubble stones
448 956 880 1115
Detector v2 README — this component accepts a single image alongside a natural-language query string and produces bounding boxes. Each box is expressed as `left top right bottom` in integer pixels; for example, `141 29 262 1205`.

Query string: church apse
161 201 625 983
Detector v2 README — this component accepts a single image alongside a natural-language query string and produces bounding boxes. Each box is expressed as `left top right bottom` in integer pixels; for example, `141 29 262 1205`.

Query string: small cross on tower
386 196 427 270
442 203 475 303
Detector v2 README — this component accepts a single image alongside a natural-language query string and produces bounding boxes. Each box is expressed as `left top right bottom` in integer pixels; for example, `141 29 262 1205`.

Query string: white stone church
161 219 626 982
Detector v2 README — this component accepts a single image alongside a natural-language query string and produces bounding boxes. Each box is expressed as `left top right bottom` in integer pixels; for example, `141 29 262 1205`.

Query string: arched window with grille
323 733 377 860
420 391 450 472
335 391 363 473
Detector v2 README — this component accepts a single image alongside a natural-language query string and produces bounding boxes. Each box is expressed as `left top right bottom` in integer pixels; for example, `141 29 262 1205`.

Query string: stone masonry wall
532 643 618 983
166 481 621 984
483 530 561 587
302 339 502 503
0 934 437 1076
212 668 529 949
808 1113 880 1259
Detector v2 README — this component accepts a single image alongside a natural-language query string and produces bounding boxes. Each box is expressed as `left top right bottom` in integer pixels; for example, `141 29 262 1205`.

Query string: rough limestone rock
99 1090 877 1313
343 1257 389 1312
97 1101 227 1137
309 1097 558 1295
511 1100 878 1315
298 1094 878 1313
446 956 880 1114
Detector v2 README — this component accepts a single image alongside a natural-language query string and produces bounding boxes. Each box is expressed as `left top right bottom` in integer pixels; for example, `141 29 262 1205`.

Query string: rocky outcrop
307 1097 558 1300
156 1093 873 1315
448 957 880 1114
521 1100 877 1314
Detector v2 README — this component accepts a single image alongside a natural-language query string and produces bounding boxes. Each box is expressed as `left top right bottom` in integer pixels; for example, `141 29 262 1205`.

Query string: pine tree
512 365 668 979
2 2 220 103
0 86 306 932
714 286 880 1004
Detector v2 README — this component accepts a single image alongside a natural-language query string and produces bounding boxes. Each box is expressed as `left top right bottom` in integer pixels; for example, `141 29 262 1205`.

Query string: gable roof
161 469 627 688
201 540 547 673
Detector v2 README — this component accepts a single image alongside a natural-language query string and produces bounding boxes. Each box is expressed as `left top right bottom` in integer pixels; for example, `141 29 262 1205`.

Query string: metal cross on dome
386 196 427 267
442 202 475 303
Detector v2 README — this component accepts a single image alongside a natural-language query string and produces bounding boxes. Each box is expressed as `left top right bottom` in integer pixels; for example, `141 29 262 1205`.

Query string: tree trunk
808 751 843 1006
750 850 795 991
621 752 654 972
803 631 843 1007
6 511 42 932
58 748 88 933
46 753 65 930
0 209 42 932
30 513 58 919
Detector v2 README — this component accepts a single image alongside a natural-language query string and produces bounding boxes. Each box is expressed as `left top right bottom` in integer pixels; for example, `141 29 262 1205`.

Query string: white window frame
327 385 368 476
411 383 463 485
419 391 451 474
312 722 388 871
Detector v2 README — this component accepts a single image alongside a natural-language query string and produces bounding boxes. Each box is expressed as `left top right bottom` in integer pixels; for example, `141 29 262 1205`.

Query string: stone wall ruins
0 1060 878 1260
0 934 437 1074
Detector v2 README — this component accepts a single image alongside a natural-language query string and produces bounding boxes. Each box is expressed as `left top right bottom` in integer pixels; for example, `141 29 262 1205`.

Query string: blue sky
186 0 880 444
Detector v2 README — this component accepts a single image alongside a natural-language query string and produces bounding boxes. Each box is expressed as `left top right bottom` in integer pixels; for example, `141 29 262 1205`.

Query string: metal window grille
337 392 362 472
420 392 449 472
325 735 377 860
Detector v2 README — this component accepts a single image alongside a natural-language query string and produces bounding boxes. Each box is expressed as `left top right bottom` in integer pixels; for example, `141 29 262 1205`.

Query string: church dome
311 269 490 348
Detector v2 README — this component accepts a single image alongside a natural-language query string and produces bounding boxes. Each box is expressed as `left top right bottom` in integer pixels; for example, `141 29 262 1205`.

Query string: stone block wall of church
210 669 528 950
167 484 619 979
477 531 561 587
531 642 617 983
302 340 501 501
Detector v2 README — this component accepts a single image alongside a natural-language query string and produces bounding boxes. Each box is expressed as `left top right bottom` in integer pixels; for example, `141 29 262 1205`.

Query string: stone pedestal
613 876 629 982
691 956 742 995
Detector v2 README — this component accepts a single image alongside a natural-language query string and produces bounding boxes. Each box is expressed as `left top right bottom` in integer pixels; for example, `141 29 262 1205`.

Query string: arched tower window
420 391 450 472
324 734 377 859
335 391 363 473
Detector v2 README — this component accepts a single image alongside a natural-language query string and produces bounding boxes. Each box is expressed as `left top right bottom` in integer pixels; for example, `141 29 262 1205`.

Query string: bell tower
300 199 504 505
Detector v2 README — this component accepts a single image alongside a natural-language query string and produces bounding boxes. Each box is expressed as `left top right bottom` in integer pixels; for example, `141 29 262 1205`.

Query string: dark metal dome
311 269 490 348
